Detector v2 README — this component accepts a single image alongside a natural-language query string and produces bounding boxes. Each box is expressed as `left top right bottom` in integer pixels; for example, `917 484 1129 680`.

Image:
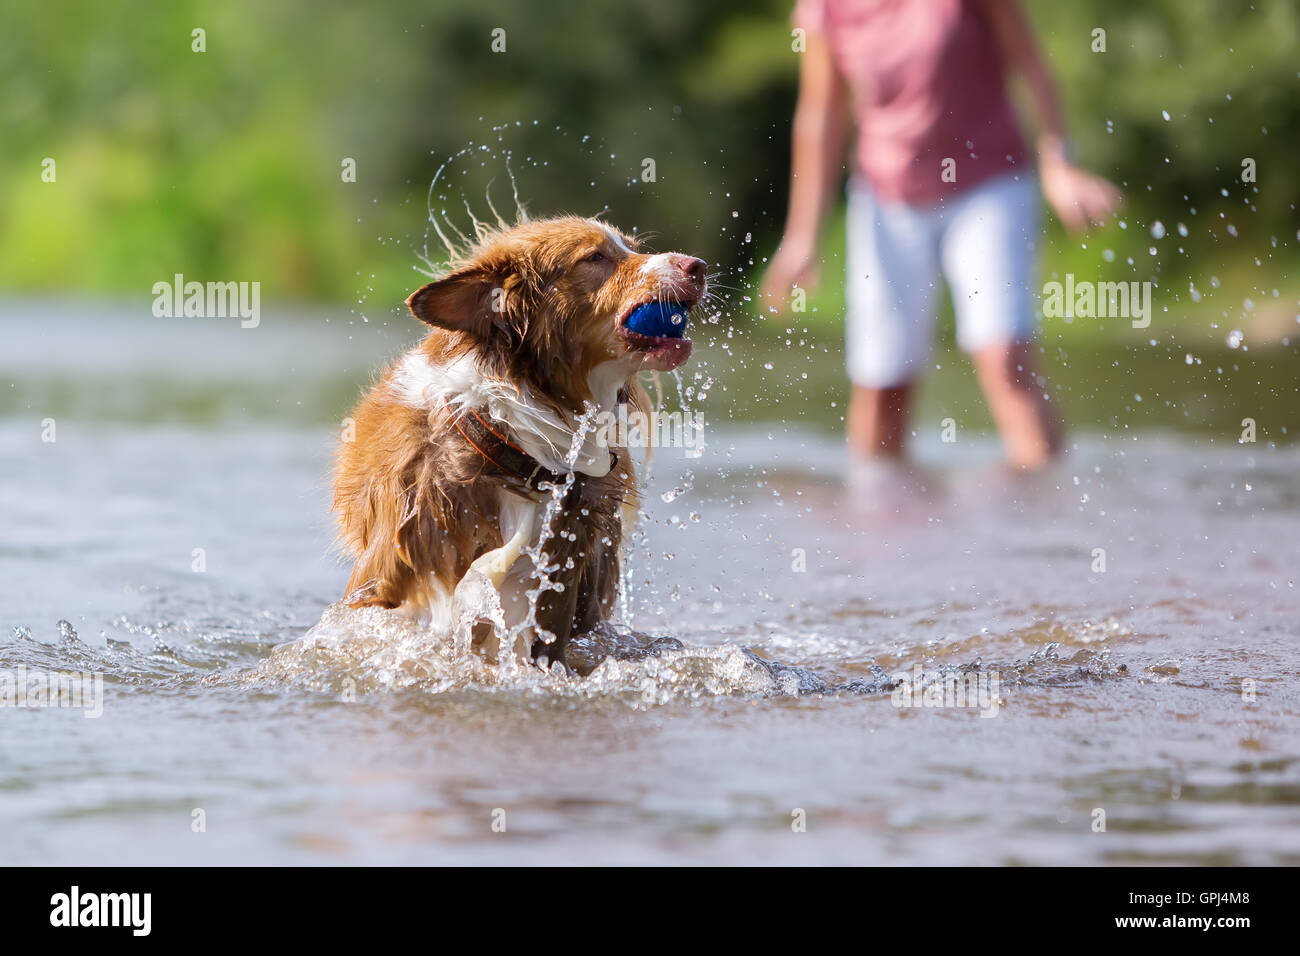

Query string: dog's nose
674 255 707 287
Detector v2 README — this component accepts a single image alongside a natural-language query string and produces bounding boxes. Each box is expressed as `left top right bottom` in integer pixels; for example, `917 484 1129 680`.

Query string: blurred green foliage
2 0 1297 340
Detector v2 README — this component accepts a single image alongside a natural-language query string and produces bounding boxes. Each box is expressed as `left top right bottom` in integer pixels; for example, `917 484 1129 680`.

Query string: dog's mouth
617 295 699 370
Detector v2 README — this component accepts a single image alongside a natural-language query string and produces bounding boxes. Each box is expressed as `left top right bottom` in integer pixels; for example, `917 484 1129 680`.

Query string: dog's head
406 216 704 405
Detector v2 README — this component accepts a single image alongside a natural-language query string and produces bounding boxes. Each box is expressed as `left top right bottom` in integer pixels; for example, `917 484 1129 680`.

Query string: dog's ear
406 267 524 340
406 267 492 334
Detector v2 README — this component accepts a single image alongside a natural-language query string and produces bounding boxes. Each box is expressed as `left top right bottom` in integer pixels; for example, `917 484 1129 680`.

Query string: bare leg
971 341 1061 469
847 383 913 460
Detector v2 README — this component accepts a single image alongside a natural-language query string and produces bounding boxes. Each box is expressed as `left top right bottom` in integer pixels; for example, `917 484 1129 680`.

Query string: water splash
511 401 604 661
238 602 860 705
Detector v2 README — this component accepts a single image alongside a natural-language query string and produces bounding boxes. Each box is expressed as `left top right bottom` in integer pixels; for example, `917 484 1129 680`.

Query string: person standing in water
762 0 1121 469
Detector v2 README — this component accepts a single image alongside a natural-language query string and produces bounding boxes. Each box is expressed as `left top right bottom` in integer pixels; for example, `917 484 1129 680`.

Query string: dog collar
445 403 615 495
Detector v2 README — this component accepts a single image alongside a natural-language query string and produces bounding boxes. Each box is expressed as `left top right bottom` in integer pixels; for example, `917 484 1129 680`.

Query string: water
2 301 1298 864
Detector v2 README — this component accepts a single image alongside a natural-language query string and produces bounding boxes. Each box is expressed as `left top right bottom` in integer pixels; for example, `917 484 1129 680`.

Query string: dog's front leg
450 494 538 661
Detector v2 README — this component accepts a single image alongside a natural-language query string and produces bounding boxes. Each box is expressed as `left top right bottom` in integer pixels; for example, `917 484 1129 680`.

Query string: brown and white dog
332 216 705 671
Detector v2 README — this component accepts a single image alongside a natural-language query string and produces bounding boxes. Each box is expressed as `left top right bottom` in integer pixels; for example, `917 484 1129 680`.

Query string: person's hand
1040 153 1123 232
759 236 820 314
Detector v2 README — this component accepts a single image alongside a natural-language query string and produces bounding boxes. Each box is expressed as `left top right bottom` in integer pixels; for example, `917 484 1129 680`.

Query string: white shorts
845 172 1040 388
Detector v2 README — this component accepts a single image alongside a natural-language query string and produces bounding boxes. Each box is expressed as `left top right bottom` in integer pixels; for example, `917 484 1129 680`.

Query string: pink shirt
794 0 1028 204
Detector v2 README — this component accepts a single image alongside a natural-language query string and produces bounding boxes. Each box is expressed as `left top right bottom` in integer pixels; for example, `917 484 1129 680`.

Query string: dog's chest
493 472 625 620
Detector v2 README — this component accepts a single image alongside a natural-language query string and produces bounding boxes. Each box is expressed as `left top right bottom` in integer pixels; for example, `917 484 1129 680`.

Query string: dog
332 216 705 672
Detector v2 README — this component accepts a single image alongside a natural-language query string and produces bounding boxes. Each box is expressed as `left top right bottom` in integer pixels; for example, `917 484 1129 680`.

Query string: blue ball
624 301 690 338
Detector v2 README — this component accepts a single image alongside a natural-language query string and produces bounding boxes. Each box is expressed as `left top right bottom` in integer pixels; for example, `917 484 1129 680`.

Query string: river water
2 302 1297 864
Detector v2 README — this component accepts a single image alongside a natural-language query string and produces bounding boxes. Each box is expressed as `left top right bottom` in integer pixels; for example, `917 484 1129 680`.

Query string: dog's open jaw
615 249 704 371
617 297 697 371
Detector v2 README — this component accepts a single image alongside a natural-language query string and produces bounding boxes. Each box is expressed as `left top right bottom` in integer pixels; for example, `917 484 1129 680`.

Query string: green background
3 0 1297 436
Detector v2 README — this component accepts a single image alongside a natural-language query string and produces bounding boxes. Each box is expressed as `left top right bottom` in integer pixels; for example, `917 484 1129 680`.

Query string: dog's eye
583 251 607 264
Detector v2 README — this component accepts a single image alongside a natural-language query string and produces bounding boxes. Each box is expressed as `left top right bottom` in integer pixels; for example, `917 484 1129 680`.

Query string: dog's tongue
624 301 690 339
